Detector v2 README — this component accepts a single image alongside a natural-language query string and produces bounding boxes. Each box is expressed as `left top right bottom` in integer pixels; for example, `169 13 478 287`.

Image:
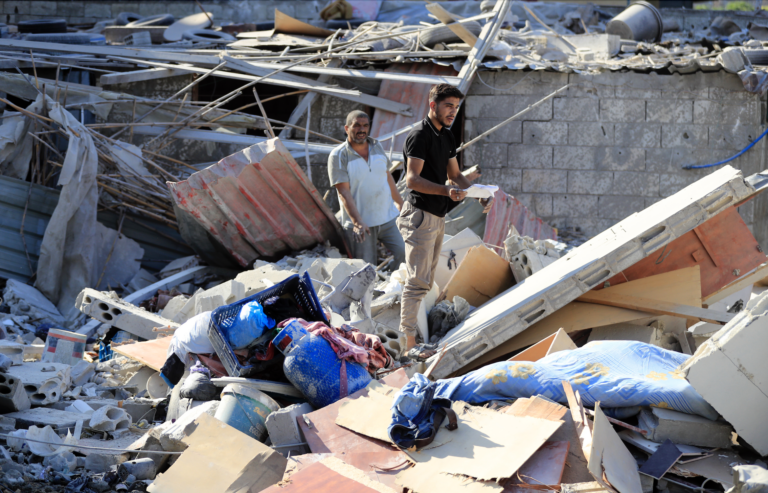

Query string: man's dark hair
345 110 369 126
429 84 464 104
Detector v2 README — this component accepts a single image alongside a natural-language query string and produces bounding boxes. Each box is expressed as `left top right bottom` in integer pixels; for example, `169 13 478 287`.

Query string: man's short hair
429 84 464 104
346 110 369 126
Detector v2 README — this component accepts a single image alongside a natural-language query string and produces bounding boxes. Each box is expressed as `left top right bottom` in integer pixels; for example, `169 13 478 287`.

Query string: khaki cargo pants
397 201 444 340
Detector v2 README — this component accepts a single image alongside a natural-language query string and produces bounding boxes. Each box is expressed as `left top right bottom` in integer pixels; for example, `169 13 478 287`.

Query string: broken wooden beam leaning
428 166 765 379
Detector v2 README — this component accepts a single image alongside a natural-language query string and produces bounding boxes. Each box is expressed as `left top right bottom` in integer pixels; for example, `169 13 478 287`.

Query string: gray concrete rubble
76 288 179 340
637 407 734 449
504 226 560 283
265 402 313 457
682 291 768 456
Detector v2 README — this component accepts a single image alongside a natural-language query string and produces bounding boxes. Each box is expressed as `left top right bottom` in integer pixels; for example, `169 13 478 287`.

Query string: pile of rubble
0 162 763 493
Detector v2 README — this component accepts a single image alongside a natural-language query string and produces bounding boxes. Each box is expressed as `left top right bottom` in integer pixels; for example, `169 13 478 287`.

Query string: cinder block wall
463 70 767 242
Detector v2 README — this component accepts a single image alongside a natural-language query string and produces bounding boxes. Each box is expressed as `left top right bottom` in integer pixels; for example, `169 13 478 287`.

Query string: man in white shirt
328 110 405 268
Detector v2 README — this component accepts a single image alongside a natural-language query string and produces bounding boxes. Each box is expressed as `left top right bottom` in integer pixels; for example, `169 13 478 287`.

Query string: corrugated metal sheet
370 63 459 153
484 189 557 248
0 175 192 282
168 138 349 267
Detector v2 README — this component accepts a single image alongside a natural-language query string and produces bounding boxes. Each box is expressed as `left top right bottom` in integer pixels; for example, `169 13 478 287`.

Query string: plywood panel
439 245 516 307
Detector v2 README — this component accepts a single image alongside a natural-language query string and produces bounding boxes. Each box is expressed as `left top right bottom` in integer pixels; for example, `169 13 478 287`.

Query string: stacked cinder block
464 70 766 245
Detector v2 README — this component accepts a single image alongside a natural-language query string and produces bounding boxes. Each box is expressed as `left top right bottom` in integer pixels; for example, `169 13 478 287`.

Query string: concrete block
613 172 659 197
6 407 89 431
615 122 660 148
90 405 131 432
507 145 553 169
599 99 645 123
265 402 313 457
553 98 600 122
172 288 203 324
523 121 568 146
645 148 729 173
681 292 768 455
472 143 508 169
646 100 693 124
76 288 179 340
567 73 615 98
155 400 219 452
481 168 522 193
659 173 702 198
70 361 96 387
493 70 568 96
4 0 29 14
567 171 613 195
31 1 56 15
638 407 733 449
235 265 293 297
6 362 70 406
469 119 522 144
85 2 112 17
160 295 188 320
85 452 127 473
320 118 346 141
709 125 759 151
137 2 167 16
465 95 552 121
532 194 554 217
588 323 678 349
595 147 645 172
56 2 83 16
597 196 645 219
661 124 708 148
614 84 660 100
568 122 614 146
0 372 30 413
552 195 599 218
522 169 567 193
505 232 559 283
693 101 760 125
553 146 597 170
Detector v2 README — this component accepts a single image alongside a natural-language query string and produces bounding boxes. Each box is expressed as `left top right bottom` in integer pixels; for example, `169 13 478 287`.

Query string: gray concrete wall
463 70 767 242
7 0 320 26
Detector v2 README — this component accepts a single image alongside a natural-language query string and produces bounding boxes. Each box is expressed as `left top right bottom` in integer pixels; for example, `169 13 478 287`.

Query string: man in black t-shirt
397 84 492 354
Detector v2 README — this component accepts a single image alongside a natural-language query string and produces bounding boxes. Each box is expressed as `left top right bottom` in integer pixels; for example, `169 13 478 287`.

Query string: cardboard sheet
113 336 171 371
335 382 399 444
396 464 504 493
588 405 643 493
405 402 562 481
148 413 286 493
439 245 516 307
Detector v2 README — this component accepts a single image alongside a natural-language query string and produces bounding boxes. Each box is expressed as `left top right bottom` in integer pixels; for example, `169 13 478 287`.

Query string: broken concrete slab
6 407 89 431
588 322 680 350
2 280 64 325
6 362 70 406
90 405 132 432
194 279 245 315
505 227 560 283
172 288 203 324
159 295 189 320
681 290 768 455
76 288 179 340
235 264 293 297
265 402 313 457
638 407 733 449
431 166 760 379
154 400 219 452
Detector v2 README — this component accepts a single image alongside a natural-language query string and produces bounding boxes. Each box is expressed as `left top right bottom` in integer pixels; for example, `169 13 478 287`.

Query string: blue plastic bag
222 301 276 350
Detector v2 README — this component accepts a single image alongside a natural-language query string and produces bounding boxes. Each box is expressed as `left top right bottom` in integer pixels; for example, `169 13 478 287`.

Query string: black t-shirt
402 117 457 218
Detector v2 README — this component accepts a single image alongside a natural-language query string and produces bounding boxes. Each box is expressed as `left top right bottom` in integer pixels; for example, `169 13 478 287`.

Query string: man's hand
446 186 467 202
352 221 370 243
480 197 494 213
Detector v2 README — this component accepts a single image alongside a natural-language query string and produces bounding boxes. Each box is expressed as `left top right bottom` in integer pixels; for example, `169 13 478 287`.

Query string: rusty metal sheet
484 189 557 248
603 205 766 298
168 138 348 266
370 63 458 152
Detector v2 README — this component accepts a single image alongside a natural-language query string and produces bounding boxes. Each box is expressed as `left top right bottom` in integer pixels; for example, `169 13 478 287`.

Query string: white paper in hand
463 184 498 199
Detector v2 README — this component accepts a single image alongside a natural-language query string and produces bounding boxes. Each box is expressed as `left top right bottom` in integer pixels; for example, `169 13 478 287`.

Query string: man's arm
335 182 370 242
406 157 467 201
387 171 404 212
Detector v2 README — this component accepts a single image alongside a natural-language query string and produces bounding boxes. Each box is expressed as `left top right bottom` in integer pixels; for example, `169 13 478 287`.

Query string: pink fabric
279 318 392 373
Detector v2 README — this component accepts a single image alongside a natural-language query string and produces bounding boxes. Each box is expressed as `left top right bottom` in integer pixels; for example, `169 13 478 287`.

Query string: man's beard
351 133 367 144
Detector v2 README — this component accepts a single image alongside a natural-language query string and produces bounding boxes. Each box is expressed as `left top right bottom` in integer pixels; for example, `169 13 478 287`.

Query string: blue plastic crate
208 272 328 378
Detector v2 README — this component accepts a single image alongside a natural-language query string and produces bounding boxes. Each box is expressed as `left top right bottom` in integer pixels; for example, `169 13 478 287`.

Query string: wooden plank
456 267 702 374
704 262 768 305
113 337 171 371
508 328 576 363
577 292 734 325
426 3 479 47
437 245 516 307
99 67 189 86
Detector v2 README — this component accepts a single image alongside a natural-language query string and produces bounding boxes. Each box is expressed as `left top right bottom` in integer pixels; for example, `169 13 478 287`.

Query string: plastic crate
208 272 328 378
